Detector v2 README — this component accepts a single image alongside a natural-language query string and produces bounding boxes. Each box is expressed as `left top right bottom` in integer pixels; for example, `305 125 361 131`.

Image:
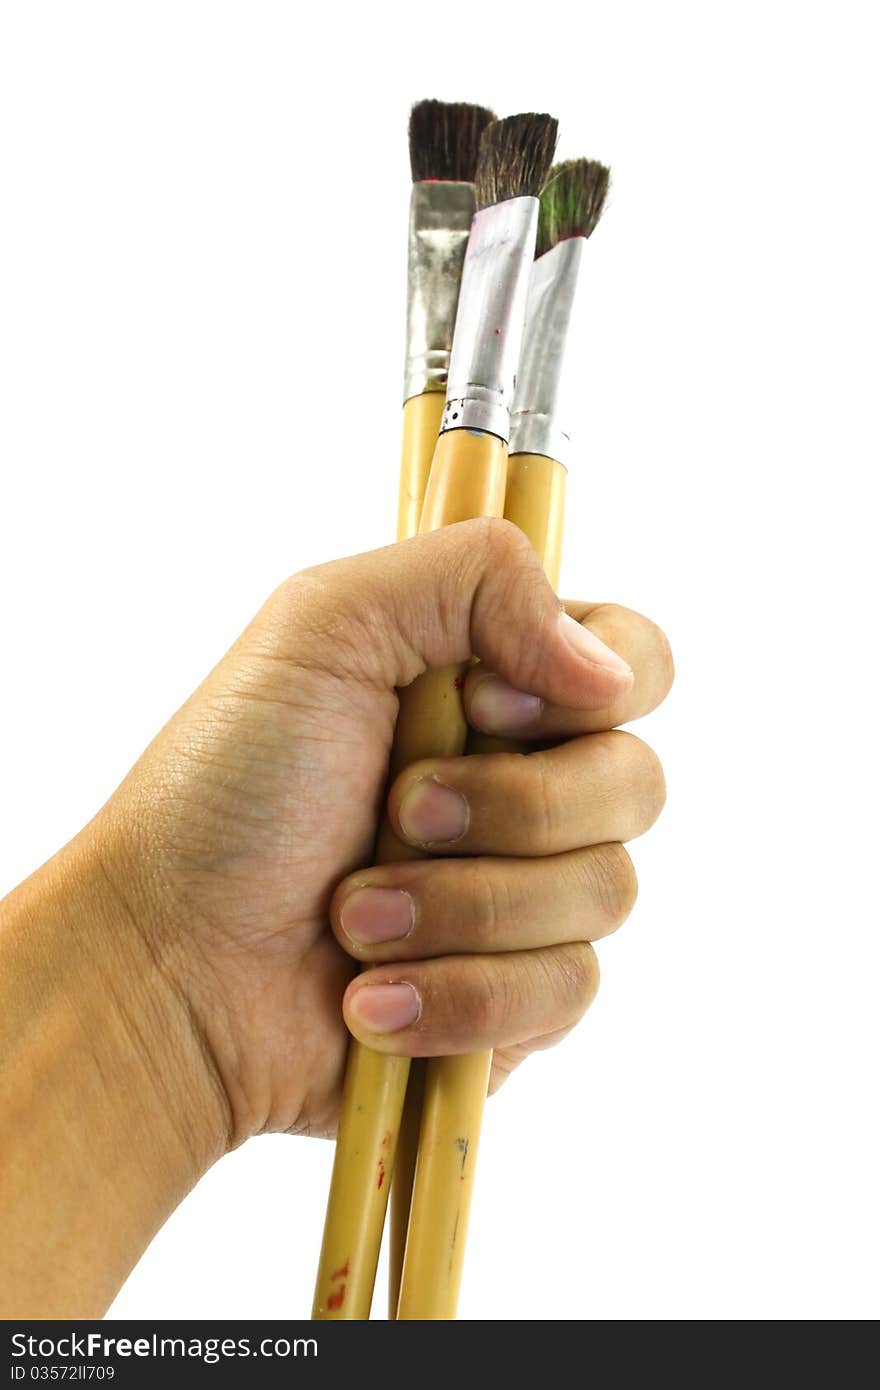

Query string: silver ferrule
441 195 539 442
508 236 584 464
404 181 476 403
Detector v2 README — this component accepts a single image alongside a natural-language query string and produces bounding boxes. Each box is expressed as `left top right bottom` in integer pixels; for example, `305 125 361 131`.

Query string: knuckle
591 844 638 929
464 957 508 1037
475 520 553 689
614 730 667 831
421 958 497 1043
652 623 675 699
577 601 629 642
587 604 674 711
273 565 389 679
453 516 530 587
272 568 348 651
603 604 674 693
530 755 566 854
277 566 335 622
470 864 514 945
481 515 537 568
555 942 600 1020
635 740 667 827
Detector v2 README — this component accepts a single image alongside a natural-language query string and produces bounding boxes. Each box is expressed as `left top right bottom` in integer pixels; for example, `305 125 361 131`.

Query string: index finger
464 602 673 740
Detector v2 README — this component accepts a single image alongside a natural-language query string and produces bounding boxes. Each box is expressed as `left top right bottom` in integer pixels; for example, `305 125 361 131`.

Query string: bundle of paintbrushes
313 101 610 1321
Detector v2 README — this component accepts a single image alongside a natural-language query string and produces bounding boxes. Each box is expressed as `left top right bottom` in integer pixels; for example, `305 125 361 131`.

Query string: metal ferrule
441 195 539 442
508 236 584 464
404 182 476 403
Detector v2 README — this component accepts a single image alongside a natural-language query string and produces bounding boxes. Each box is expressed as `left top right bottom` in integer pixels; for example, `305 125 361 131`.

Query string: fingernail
469 675 543 733
341 888 414 946
559 611 633 676
348 982 421 1033
398 779 469 845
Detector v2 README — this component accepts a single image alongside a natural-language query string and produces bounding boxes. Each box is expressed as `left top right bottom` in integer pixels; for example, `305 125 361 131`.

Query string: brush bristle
536 158 610 257
474 113 559 211
409 100 497 183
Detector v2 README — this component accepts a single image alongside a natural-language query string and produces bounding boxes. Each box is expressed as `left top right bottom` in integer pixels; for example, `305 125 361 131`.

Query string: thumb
269 519 633 712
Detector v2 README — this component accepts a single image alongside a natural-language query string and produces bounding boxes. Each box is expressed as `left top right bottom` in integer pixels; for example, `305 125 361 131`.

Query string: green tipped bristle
536 158 611 258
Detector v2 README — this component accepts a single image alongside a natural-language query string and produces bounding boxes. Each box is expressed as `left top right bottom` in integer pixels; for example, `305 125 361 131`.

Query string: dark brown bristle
408 100 497 183
474 113 559 211
536 158 611 258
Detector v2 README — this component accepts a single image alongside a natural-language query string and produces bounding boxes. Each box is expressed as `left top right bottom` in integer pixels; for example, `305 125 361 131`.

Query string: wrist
0 815 231 1316
72 809 234 1172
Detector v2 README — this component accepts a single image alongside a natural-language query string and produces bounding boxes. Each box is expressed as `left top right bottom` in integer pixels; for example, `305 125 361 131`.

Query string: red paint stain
382 1130 392 1148
453 674 464 690
377 1158 386 1189
330 1260 349 1281
327 1284 346 1310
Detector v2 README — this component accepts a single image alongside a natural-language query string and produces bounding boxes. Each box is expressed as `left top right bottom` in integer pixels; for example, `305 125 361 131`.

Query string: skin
0 518 672 1317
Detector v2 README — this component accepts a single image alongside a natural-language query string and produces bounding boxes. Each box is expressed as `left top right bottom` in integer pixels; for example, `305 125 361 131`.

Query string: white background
1 1 877 1321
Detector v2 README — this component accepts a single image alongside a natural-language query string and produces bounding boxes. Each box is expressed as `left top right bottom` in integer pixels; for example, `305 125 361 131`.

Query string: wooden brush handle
419 427 509 529
397 392 445 543
502 451 566 588
396 450 566 1321
468 453 566 755
379 427 511 852
388 1053 424 1315
390 394 450 1313
313 427 507 1320
313 399 438 1321
389 450 566 1311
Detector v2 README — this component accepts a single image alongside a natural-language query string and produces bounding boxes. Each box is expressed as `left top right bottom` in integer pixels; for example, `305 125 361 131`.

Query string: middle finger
386 730 666 858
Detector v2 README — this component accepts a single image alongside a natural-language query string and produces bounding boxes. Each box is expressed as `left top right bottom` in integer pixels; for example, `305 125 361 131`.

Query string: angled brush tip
536 158 611 257
408 99 497 183
474 113 559 211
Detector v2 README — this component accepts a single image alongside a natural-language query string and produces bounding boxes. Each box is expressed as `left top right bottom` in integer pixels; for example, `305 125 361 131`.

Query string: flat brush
392 114 558 1321
398 100 496 541
382 111 559 863
487 157 609 609
396 155 609 1322
313 101 495 1326
312 101 494 1324
395 99 557 1316
396 98 495 1319
313 112 557 1321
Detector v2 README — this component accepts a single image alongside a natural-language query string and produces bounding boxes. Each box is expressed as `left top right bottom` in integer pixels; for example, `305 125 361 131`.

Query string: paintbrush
396 97 496 1317
478 157 610 623
313 112 557 1320
312 100 495 1324
398 99 496 540
391 99 498 1314
396 156 610 1321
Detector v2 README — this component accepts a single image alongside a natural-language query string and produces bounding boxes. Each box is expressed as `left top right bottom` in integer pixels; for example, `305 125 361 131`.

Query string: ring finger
331 843 637 964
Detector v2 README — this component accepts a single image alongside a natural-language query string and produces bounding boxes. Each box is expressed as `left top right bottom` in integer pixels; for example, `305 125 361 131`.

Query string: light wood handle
388 1060 424 1315
377 428 508 860
314 426 507 1319
502 452 566 589
397 392 445 543
396 450 566 1320
397 1052 493 1320
312 1047 409 1319
468 453 566 756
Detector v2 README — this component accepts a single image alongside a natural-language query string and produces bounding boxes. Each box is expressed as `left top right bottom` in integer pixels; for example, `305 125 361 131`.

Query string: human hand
96 518 672 1148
